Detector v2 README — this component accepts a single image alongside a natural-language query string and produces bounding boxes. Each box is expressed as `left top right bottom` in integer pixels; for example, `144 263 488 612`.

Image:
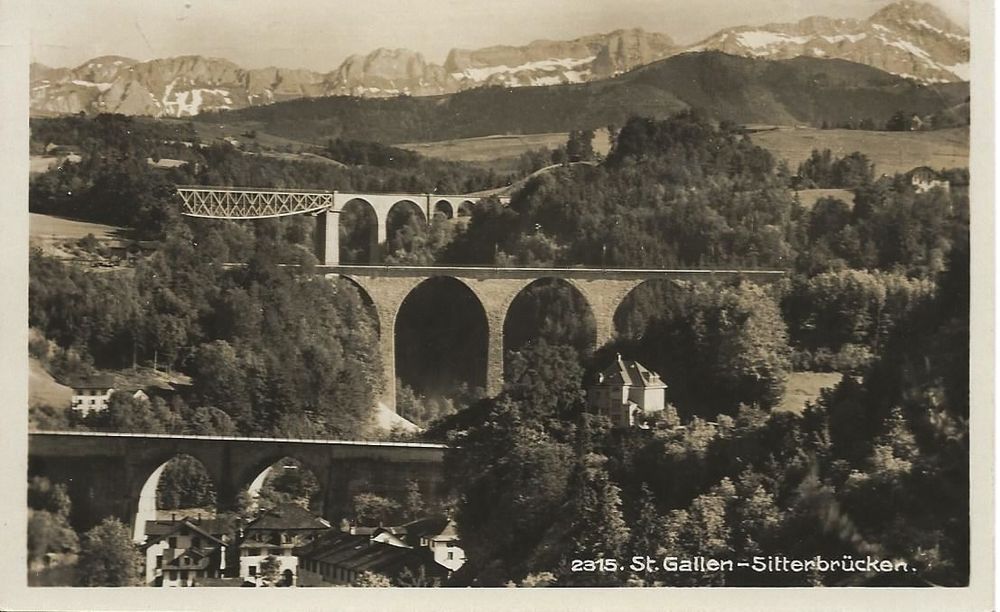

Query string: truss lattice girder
177 188 333 219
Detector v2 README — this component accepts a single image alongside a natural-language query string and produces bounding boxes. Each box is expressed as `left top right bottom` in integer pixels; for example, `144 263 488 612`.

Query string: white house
907 166 950 193
372 516 466 572
239 503 330 586
587 354 667 428
69 375 116 415
140 518 234 587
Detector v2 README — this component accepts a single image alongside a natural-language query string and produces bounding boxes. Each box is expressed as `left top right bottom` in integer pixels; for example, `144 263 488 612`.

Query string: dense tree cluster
30 114 513 233
445 238 968 586
27 477 79 569
794 149 875 189
75 518 144 586
610 281 792 418
30 217 383 439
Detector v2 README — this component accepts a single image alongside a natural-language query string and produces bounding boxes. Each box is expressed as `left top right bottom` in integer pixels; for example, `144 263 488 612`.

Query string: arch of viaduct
177 186 510 265
329 265 785 409
28 431 447 541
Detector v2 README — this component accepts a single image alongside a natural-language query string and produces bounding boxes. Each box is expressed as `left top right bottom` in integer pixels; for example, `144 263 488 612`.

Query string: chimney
616 353 623 364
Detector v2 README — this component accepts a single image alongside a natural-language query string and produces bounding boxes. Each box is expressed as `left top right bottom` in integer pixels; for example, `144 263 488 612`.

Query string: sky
30 0 970 72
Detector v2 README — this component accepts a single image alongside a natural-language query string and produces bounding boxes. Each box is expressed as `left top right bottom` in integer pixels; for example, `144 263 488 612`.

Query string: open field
29 357 73 408
29 213 127 259
397 126 968 175
776 371 844 414
30 212 125 243
398 129 613 163
753 126 969 175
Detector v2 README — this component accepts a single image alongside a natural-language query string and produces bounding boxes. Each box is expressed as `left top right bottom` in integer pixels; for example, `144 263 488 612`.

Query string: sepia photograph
2 0 993 609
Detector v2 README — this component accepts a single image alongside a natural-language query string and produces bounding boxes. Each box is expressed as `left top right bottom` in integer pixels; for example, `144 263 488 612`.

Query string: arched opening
457 200 474 218
135 454 218 542
434 199 454 220
339 198 378 263
280 568 294 586
385 200 428 264
244 456 322 517
613 279 685 340
394 277 489 412
502 278 597 374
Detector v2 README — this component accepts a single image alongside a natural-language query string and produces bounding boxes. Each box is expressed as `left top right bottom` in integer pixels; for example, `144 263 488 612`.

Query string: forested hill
195 52 969 144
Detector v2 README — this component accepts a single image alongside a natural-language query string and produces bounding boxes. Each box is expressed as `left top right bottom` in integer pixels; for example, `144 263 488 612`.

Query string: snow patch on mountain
452 56 595 85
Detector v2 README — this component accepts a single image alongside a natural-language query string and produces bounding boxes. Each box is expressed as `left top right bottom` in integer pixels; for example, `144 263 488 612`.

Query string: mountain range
30 1 968 118
193 52 969 145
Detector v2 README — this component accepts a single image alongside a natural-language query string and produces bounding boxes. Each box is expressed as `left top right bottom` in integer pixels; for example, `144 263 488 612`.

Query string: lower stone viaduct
332 265 784 408
28 431 447 541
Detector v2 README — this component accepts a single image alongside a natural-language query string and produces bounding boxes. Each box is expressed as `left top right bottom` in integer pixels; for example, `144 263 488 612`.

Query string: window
447 552 454 560
180 570 188 581
169 571 177 581
249 566 256 576
156 555 163 568
247 547 260 556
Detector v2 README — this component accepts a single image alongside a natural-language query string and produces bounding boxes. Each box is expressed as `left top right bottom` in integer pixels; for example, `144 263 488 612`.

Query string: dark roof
70 374 116 389
246 503 331 532
595 355 664 388
296 531 446 578
144 518 235 540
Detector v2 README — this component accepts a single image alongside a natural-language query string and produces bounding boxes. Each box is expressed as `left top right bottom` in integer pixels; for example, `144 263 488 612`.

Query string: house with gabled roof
588 354 667 428
239 503 331 586
372 515 466 572
140 517 235 587
69 375 116 415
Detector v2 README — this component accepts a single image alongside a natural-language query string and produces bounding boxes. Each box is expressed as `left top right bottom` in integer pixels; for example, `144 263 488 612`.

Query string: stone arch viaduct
333 265 783 409
177 186 785 409
28 431 447 540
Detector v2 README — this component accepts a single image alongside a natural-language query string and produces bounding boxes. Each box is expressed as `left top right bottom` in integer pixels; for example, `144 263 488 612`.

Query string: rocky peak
870 1 967 36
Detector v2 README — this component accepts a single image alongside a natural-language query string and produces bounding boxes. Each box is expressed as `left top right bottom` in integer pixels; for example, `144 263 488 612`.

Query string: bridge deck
28 430 448 450
319 264 786 281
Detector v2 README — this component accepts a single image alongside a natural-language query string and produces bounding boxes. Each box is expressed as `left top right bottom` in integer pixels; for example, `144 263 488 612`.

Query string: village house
69 375 149 415
587 354 667 428
371 516 466 572
239 503 331 586
69 375 116 415
140 517 236 587
907 166 951 193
